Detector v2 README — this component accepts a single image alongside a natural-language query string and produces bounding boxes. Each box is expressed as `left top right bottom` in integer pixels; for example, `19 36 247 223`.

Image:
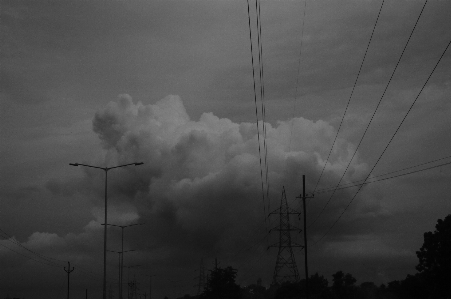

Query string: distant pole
104 170 108 299
118 252 122 299
144 273 155 299
297 175 314 299
121 226 124 299
303 175 309 299
103 223 144 299
64 261 75 299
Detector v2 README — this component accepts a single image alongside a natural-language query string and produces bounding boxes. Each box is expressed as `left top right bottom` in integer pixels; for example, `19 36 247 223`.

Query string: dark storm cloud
1 92 383 282
81 94 386 264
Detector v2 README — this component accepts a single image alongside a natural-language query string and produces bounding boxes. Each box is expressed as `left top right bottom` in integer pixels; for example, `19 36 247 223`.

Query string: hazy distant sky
1 0 450 298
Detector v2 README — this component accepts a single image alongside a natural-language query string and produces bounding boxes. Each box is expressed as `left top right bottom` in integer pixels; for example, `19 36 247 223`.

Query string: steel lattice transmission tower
269 187 303 285
194 258 206 296
128 276 139 299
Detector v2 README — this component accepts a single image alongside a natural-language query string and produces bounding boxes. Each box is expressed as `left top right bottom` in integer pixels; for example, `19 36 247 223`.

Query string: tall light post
108 249 136 298
126 265 141 297
69 162 144 299
143 273 156 299
103 223 145 299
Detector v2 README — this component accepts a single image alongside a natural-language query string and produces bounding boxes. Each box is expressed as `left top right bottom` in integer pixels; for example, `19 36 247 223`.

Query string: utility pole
296 175 314 299
64 261 75 299
269 187 302 285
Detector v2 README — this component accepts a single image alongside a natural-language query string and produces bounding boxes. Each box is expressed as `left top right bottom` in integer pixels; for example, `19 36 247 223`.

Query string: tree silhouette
308 273 329 296
201 266 241 299
332 271 356 299
416 214 451 298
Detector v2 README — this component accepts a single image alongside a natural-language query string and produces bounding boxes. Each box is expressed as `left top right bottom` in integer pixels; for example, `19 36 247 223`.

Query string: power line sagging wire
310 0 429 229
246 0 270 233
311 37 451 247
0 228 66 266
0 242 63 269
254 0 271 227
289 0 308 152
315 159 451 194
313 0 386 193
0 228 103 282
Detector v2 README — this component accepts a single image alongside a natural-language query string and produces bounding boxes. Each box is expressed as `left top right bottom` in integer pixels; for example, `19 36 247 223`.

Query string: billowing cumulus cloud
0 94 391 296
0 93 392 296
86 94 384 260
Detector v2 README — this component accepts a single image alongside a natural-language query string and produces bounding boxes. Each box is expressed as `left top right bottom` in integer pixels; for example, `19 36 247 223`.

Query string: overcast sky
1 0 451 298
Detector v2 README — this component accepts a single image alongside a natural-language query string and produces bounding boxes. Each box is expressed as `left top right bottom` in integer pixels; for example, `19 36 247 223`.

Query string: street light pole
103 223 144 299
108 249 136 299
144 274 156 299
69 162 143 299
126 265 141 298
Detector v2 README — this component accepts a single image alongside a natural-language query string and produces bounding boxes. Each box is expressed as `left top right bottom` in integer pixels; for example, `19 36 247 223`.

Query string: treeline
172 214 450 299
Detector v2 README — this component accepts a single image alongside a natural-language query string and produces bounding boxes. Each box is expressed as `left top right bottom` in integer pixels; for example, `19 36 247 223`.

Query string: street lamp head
134 162 144 166
69 163 79 166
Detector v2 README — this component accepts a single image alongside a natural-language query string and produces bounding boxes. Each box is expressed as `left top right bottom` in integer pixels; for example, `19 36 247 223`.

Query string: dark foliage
200 266 241 299
332 271 357 299
242 281 267 299
182 214 451 299
416 214 451 298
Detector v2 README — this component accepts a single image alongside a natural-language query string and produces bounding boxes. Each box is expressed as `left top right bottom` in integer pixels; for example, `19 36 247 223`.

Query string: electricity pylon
128 275 139 299
194 258 206 295
269 187 302 285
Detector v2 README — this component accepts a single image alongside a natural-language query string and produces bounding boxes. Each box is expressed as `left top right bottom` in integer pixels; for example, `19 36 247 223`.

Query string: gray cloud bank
1 94 395 297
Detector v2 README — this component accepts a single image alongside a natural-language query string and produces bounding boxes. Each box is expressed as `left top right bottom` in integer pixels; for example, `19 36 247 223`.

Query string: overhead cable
246 0 269 232
315 155 451 193
313 0 385 193
289 0 308 152
312 37 450 247
310 0 429 228
316 160 451 194
254 0 271 223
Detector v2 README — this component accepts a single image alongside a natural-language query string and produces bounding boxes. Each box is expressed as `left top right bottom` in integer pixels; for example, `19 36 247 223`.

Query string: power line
315 155 451 194
254 0 271 229
0 228 104 283
0 228 66 265
256 0 271 233
311 37 451 247
313 0 386 193
289 0 308 153
246 0 269 233
0 242 62 269
310 0 429 228
315 160 451 195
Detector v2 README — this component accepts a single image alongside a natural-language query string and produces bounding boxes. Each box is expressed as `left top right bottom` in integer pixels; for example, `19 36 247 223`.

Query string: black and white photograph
1 0 450 298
